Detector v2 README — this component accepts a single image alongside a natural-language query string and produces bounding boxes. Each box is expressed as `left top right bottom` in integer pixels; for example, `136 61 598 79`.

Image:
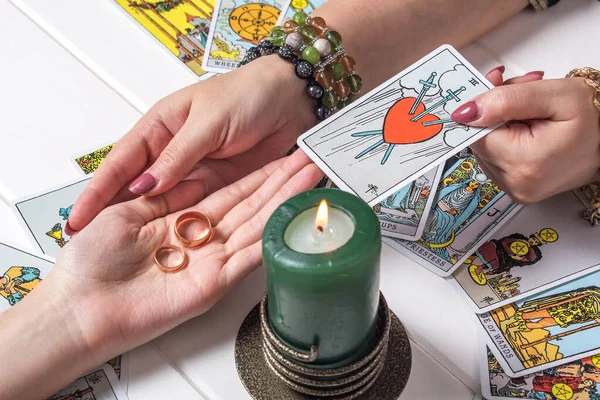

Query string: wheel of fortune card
229 3 279 43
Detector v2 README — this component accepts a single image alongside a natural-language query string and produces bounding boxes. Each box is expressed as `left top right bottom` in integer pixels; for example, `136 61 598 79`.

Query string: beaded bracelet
268 12 362 113
239 40 331 121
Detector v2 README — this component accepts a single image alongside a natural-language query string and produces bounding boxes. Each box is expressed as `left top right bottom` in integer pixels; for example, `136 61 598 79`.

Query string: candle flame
315 199 328 232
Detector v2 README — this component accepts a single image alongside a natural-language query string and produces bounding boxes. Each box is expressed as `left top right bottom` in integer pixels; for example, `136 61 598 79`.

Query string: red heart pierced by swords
382 98 443 144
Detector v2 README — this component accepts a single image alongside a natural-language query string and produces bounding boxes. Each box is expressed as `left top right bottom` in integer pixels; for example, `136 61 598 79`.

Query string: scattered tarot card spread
298 45 497 206
478 268 600 377
0 242 53 313
385 148 521 277
49 364 127 400
203 0 289 73
450 191 600 313
13 178 90 259
481 344 600 400
376 166 442 241
113 0 215 79
277 0 327 23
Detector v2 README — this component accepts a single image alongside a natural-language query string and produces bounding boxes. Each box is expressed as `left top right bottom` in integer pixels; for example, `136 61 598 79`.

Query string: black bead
295 61 314 79
316 105 331 121
289 54 299 64
258 40 275 55
307 83 324 100
238 60 248 68
277 45 296 61
244 47 261 63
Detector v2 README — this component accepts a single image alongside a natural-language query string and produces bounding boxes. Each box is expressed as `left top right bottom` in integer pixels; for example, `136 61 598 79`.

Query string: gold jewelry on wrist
566 67 600 112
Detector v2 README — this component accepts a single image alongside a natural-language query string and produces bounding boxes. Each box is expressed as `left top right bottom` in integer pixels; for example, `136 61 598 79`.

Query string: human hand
452 67 600 203
45 150 322 370
67 55 315 234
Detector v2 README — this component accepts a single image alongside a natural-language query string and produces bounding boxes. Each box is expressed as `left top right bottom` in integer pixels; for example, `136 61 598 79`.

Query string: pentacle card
479 269 600 377
49 364 127 400
384 149 521 277
13 178 90 259
203 0 289 73
481 344 600 399
0 242 54 313
450 191 600 314
277 0 328 23
297 44 497 206
72 142 115 175
113 0 215 79
376 166 442 241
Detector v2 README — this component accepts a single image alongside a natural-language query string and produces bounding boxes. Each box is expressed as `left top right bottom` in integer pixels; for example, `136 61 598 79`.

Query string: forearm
0 281 93 399
318 0 529 91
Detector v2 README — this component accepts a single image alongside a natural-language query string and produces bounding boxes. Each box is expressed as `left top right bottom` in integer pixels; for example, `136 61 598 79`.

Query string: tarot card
479 268 600 377
0 242 54 313
203 0 289 73
113 0 215 79
450 191 600 314
13 178 90 259
72 143 115 175
384 149 521 277
277 0 328 24
375 166 442 240
297 44 498 206
481 344 600 399
107 353 130 392
49 364 128 400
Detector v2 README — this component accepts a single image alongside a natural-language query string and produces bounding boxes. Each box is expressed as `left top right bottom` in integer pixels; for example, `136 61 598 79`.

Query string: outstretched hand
45 150 322 368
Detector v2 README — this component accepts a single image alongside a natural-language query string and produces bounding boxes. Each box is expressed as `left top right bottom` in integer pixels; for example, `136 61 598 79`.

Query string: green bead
322 90 340 109
301 46 321 65
292 11 308 26
347 74 363 94
338 98 350 109
326 62 345 81
297 26 316 42
325 31 342 50
269 29 286 46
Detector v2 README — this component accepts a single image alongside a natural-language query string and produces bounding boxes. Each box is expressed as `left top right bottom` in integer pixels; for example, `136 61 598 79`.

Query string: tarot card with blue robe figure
203 0 289 73
450 190 600 314
277 0 328 24
479 269 600 377
384 148 521 277
13 178 90 259
375 166 442 240
297 45 497 206
481 343 600 400
0 242 53 313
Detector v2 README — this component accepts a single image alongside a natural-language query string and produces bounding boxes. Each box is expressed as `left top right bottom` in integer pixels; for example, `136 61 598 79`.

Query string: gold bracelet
566 67 600 112
567 68 600 226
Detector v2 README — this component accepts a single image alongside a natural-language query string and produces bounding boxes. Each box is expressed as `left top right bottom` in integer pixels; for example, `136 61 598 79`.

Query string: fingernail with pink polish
129 173 157 195
525 71 545 77
65 220 77 236
451 101 481 124
489 65 506 74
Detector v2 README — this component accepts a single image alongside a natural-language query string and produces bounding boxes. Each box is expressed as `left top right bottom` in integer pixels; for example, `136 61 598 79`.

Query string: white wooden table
1 0 598 398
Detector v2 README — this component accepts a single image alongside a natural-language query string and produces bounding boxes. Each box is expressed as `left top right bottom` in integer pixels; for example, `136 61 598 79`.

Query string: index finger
66 114 173 234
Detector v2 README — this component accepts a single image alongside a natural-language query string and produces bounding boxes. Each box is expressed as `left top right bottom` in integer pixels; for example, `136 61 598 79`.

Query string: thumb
129 118 223 196
450 79 561 127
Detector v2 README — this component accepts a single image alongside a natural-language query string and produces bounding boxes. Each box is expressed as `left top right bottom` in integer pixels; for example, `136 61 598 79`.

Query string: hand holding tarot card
297 45 499 206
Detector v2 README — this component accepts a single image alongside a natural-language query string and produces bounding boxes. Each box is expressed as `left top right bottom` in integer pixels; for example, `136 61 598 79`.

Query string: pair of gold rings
154 211 213 273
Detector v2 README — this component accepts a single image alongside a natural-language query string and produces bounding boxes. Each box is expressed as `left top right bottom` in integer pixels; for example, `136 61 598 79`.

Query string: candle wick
317 225 324 233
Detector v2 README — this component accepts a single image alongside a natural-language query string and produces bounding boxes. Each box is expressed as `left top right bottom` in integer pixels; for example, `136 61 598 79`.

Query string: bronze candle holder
235 292 412 399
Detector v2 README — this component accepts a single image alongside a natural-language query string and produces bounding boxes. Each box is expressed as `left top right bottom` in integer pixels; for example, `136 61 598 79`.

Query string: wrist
0 279 94 399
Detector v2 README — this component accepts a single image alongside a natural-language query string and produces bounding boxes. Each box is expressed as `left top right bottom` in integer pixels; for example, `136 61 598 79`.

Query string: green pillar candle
263 188 381 368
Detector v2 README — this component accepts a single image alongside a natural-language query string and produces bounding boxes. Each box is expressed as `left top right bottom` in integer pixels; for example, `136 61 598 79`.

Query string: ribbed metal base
235 292 411 399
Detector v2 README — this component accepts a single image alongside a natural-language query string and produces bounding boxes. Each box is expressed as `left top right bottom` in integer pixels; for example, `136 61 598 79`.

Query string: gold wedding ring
154 245 188 273
174 211 213 249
